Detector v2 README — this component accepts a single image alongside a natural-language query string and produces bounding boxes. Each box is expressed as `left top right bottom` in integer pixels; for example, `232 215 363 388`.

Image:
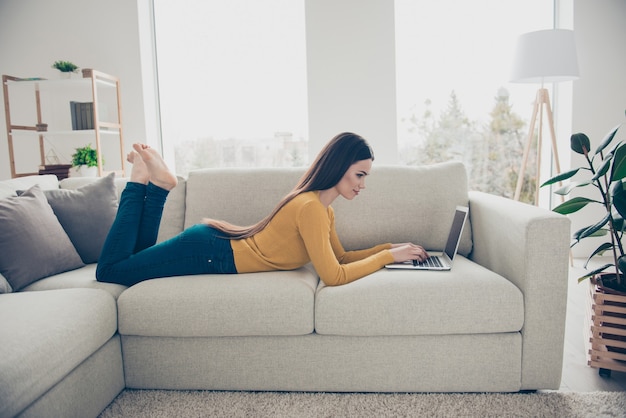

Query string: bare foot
132 143 178 191
127 151 149 185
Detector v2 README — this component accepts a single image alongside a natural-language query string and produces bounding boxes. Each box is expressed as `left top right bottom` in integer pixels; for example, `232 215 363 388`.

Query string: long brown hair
204 132 374 239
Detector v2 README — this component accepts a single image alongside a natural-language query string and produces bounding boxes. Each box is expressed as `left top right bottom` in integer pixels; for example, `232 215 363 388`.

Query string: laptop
385 206 469 271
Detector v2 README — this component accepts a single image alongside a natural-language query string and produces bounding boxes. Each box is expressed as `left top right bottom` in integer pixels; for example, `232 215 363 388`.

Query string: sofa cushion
0 175 64 294
156 176 187 242
22 264 128 300
332 161 472 256
42 173 118 263
0 183 17 199
0 186 84 291
0 288 118 418
118 267 318 337
314 256 524 336
0 173 59 191
184 163 472 257
185 168 304 229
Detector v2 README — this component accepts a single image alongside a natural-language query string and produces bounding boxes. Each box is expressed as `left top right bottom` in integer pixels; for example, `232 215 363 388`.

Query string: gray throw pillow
43 173 118 263
0 186 84 291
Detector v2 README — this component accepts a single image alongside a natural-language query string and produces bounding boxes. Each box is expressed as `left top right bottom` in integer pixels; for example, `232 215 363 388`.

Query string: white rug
99 390 626 418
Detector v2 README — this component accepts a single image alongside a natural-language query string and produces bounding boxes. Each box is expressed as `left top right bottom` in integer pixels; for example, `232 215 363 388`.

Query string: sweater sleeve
298 201 395 286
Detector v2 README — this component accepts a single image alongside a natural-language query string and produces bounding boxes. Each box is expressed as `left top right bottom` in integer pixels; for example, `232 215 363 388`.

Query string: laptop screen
444 207 468 260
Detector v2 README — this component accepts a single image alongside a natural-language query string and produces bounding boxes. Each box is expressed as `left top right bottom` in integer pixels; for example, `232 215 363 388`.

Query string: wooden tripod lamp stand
510 29 579 204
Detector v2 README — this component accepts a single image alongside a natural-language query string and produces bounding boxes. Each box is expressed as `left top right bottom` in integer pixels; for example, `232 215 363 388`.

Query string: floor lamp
510 29 579 205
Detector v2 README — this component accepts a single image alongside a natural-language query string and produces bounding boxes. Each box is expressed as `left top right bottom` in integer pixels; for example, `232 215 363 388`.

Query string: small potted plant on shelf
51 60 79 79
70 144 99 177
541 120 626 377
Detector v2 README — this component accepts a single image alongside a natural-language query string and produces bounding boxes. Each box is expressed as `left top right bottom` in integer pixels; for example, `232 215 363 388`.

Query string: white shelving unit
2 69 125 178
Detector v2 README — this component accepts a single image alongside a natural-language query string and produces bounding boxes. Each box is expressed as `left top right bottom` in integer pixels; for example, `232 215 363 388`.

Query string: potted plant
51 60 79 78
542 122 626 376
71 144 99 177
543 123 626 292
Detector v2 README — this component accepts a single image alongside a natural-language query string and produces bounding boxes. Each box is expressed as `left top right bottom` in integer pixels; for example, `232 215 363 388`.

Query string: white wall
568 0 626 257
305 0 398 163
0 0 157 180
0 0 623 185
572 0 625 135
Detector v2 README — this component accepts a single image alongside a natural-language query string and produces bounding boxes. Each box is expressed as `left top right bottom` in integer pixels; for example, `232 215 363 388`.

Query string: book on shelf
70 101 94 130
38 164 72 180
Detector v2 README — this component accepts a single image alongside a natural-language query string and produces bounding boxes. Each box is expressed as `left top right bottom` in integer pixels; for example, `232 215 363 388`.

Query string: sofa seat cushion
21 264 128 300
315 256 524 336
0 288 117 418
118 267 318 337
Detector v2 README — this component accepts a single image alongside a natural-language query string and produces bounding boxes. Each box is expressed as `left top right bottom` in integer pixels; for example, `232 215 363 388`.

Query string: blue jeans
96 182 236 287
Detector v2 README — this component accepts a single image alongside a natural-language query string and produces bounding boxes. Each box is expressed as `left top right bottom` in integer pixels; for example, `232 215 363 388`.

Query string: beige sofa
0 161 571 417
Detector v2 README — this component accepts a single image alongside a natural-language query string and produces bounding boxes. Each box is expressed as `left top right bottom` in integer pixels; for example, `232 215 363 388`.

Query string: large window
395 0 554 203
154 1 555 203
153 0 308 176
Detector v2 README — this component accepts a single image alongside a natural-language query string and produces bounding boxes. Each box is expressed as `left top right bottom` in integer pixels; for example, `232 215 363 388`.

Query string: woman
96 132 428 287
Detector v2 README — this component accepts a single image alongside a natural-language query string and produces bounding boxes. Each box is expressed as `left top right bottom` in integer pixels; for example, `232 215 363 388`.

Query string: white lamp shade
510 29 580 84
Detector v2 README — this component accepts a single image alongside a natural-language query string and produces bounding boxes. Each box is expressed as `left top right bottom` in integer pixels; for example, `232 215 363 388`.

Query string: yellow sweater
231 191 394 286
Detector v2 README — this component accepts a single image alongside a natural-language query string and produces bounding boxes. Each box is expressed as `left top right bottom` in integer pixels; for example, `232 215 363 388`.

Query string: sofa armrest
468 191 571 390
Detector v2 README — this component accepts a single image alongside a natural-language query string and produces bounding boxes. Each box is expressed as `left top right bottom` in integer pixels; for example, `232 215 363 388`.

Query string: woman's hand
389 243 429 263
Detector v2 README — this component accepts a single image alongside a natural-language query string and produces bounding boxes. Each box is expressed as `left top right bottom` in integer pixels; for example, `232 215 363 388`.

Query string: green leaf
595 124 622 155
612 213 625 232
611 142 626 182
584 243 615 269
577 263 613 283
577 212 611 241
51 60 78 72
612 180 626 219
571 133 591 155
591 155 612 181
541 168 580 187
572 225 607 243
583 242 615 269
71 144 99 167
553 181 590 195
552 197 600 215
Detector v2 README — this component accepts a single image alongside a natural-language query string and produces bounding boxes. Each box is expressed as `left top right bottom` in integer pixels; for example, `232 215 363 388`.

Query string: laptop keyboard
414 256 443 268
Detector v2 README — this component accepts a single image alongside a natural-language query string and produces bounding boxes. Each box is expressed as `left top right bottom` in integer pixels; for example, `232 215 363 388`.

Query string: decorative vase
585 274 626 377
59 72 72 79
70 165 98 177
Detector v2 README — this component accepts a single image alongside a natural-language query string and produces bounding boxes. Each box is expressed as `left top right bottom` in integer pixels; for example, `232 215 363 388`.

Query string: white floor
557 260 626 391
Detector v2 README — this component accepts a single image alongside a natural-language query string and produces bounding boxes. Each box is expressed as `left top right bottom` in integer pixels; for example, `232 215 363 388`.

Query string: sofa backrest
0 174 59 198
184 161 472 256
185 167 305 228
44 161 472 256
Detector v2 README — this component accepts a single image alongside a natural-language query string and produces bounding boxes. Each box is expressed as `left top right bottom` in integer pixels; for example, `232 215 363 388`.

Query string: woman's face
334 159 373 200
